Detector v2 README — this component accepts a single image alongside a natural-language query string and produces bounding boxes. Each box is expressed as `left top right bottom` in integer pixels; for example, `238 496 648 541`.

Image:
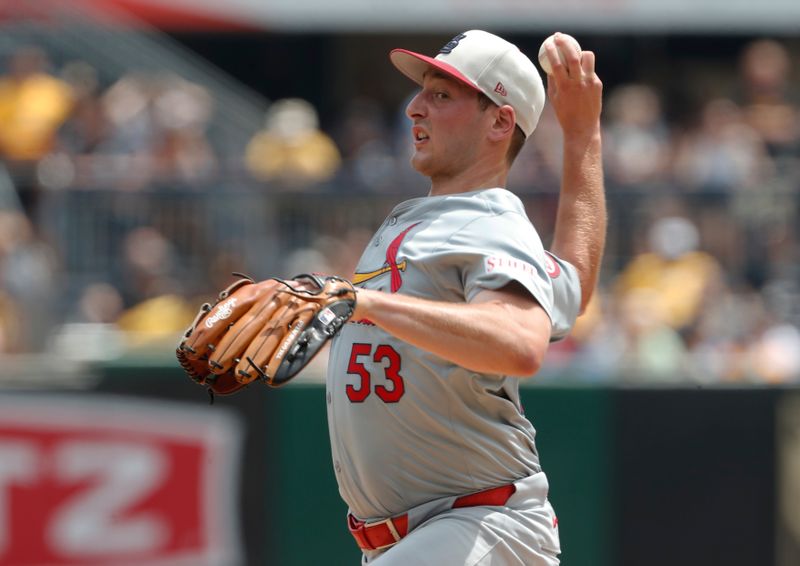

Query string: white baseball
537 33 582 75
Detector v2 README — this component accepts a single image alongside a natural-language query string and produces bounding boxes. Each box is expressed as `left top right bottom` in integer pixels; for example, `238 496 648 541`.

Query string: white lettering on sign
47 441 168 556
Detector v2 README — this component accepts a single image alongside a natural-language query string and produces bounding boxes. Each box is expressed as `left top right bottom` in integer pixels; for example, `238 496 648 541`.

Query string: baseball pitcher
328 30 605 565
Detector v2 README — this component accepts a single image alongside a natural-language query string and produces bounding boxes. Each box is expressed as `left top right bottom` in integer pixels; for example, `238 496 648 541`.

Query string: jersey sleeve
541 251 582 341
431 212 581 341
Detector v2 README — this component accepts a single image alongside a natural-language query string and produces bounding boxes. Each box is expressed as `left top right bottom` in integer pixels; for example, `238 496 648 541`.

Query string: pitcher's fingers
544 37 568 82
580 50 596 76
555 33 582 79
546 74 557 100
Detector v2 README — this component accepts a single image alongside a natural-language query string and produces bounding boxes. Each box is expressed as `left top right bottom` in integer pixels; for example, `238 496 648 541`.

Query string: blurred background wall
0 0 798 565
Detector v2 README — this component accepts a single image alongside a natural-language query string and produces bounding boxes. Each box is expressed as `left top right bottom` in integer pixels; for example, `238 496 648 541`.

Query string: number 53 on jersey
346 343 406 403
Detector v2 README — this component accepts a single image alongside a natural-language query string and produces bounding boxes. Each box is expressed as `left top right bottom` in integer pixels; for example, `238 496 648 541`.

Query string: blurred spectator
245 98 341 188
613 288 691 382
0 164 21 209
283 245 335 279
75 282 124 324
749 322 800 383
0 47 73 161
0 289 23 353
686 286 766 382
684 281 800 384
118 225 184 306
52 71 157 190
56 61 105 155
115 294 195 344
603 84 672 189
49 71 219 190
508 106 563 193
0 209 59 351
36 61 102 191
556 287 691 383
539 293 604 380
46 281 127 362
332 228 375 278
112 226 195 343
737 39 800 161
613 216 723 333
0 46 74 213
673 98 773 193
334 97 397 191
281 228 374 280
150 73 218 184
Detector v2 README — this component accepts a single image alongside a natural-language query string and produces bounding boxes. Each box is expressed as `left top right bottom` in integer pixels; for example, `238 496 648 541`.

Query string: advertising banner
0 395 243 566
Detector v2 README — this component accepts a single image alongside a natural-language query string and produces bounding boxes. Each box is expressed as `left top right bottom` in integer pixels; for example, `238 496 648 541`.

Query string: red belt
347 484 516 552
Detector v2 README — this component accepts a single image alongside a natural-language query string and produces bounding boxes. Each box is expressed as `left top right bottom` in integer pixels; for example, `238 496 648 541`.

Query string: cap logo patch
494 82 508 96
439 33 467 54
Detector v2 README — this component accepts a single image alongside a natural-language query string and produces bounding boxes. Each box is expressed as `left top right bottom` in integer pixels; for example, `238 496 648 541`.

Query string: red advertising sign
0 395 242 566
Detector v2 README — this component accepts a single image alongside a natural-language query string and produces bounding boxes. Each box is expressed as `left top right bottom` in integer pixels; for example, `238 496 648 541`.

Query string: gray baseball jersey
326 187 580 521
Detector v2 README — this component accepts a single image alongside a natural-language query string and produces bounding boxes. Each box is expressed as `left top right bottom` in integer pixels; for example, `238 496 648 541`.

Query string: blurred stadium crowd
0 35 798 384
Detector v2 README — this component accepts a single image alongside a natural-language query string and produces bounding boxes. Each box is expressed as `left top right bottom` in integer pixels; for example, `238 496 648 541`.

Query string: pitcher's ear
488 104 516 143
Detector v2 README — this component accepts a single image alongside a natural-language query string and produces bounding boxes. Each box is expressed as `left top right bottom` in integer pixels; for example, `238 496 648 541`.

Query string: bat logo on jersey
352 222 421 292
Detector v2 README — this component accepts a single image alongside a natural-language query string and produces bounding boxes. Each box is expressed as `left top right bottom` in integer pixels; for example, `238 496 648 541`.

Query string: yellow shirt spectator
245 98 341 186
614 217 722 330
0 71 73 161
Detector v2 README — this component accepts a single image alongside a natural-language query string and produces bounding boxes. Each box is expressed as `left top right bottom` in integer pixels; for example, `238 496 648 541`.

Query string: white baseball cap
390 30 545 138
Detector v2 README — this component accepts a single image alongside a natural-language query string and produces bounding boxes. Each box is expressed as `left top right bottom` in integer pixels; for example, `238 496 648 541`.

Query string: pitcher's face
405 72 490 181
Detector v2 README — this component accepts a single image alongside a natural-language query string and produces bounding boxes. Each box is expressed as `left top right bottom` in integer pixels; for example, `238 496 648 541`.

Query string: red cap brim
389 49 480 92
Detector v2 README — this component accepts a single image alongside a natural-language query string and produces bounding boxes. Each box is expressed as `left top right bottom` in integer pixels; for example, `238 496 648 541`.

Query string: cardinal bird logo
352 222 421 293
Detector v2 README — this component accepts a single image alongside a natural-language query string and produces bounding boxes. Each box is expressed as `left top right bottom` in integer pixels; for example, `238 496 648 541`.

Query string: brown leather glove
177 274 356 397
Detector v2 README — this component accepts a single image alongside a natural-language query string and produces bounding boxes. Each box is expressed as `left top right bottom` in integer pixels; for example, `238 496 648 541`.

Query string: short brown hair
477 92 527 165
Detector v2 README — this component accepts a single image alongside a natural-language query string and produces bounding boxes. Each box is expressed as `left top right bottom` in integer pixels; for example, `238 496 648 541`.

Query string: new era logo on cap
389 30 545 137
